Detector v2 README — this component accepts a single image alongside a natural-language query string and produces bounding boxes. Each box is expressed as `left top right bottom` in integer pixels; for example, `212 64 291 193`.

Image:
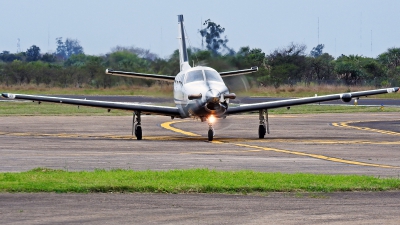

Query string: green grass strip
1 168 399 194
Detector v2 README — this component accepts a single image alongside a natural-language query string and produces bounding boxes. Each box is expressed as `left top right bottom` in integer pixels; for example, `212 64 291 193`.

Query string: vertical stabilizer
178 15 191 71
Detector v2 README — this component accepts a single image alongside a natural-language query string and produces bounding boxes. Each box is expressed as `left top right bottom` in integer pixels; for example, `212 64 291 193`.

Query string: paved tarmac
1 113 400 224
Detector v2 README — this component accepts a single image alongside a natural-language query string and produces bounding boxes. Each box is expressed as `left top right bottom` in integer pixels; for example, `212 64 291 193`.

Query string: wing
1 93 181 117
226 87 399 114
219 66 258 77
105 69 175 82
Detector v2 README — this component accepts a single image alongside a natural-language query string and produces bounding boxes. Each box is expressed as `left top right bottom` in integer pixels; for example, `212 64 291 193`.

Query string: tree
377 47 400 85
265 43 308 87
334 55 365 86
26 45 41 61
56 37 84 60
106 50 152 86
310 44 324 58
362 58 387 87
309 53 335 84
111 46 158 61
199 19 234 55
0 51 21 62
56 37 67 59
41 53 57 63
378 47 400 70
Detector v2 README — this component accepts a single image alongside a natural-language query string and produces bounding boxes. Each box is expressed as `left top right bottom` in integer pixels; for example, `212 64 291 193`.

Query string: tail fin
178 15 191 71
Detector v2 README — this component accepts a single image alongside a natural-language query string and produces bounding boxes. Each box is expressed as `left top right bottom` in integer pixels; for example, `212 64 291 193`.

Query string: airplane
1 15 399 141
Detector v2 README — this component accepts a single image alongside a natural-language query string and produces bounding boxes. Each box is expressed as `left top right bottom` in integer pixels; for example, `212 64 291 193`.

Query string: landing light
208 115 216 123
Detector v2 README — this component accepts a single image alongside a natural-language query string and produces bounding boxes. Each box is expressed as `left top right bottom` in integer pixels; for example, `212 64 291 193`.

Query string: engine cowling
205 102 227 114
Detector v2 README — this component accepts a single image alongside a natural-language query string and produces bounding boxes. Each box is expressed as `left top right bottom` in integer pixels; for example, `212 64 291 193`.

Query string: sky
1 0 399 59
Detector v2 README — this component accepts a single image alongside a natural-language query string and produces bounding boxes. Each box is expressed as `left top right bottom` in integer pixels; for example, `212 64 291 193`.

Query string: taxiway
1 113 400 224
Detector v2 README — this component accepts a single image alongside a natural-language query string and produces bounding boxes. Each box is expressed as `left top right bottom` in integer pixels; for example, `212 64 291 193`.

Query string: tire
135 126 142 140
208 129 214 141
258 125 266 139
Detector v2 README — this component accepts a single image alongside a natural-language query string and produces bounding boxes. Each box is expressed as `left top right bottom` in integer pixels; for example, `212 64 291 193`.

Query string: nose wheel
207 118 215 141
208 128 214 141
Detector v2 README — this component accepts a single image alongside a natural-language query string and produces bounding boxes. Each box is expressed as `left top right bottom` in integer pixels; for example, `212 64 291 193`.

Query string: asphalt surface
1 113 400 224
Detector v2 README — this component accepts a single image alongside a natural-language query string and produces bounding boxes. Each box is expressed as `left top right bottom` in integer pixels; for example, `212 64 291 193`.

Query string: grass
1 168 399 194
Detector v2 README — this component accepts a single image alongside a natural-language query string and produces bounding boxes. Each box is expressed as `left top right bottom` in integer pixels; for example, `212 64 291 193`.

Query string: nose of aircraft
205 89 220 103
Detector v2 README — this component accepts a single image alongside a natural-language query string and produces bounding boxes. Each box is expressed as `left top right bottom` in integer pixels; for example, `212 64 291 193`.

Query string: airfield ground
1 113 400 224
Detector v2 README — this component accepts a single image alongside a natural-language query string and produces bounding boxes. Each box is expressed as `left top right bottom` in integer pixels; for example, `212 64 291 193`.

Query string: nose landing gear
207 115 216 141
208 124 215 141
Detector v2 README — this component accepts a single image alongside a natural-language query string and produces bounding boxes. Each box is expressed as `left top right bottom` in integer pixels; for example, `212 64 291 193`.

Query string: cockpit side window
204 70 223 82
185 70 204 83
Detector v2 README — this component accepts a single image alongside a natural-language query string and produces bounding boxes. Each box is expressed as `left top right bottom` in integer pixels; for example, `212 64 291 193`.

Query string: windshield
204 70 223 82
185 70 204 83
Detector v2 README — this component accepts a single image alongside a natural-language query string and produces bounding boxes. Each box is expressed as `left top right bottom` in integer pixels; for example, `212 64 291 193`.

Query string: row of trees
0 20 399 89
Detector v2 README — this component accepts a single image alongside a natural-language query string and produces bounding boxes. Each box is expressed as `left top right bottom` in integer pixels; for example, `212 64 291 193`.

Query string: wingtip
395 87 399 92
105 68 113 74
1 93 15 99
251 66 259 71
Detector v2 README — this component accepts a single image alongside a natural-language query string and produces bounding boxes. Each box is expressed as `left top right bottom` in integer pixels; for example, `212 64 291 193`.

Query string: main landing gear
258 109 270 139
132 111 142 140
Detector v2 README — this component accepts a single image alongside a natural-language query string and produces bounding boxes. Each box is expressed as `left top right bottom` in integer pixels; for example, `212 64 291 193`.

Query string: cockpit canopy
185 69 223 83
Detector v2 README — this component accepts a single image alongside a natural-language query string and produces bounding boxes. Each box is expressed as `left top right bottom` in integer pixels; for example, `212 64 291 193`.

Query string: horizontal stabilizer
220 66 258 77
106 69 175 82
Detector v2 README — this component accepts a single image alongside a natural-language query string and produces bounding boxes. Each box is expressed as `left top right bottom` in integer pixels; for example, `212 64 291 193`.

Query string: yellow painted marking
333 120 400 136
235 143 400 169
159 120 400 169
210 141 224 144
2 118 400 169
267 139 400 145
160 121 201 137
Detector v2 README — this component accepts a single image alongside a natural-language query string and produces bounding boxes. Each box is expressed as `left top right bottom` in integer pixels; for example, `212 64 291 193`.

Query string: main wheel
208 129 214 141
135 126 142 140
258 125 266 139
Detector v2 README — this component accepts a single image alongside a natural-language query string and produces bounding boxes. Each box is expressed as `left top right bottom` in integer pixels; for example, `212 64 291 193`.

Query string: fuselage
173 65 230 120
175 15 231 120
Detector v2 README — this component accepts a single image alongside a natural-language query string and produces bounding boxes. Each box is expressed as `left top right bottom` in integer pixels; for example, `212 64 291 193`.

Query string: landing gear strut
258 109 269 139
132 111 142 140
207 117 215 141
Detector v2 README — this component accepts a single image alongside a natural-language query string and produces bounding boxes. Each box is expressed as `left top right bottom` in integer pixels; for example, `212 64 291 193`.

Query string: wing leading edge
105 69 175 82
226 87 399 114
1 93 181 117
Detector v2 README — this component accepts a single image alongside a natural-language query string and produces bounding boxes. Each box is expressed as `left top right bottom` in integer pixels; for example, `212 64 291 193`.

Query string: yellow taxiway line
161 121 400 169
332 120 400 136
1 119 399 169
160 121 201 137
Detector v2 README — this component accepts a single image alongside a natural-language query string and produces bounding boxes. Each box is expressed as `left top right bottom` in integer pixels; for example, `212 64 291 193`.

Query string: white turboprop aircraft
2 15 399 141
